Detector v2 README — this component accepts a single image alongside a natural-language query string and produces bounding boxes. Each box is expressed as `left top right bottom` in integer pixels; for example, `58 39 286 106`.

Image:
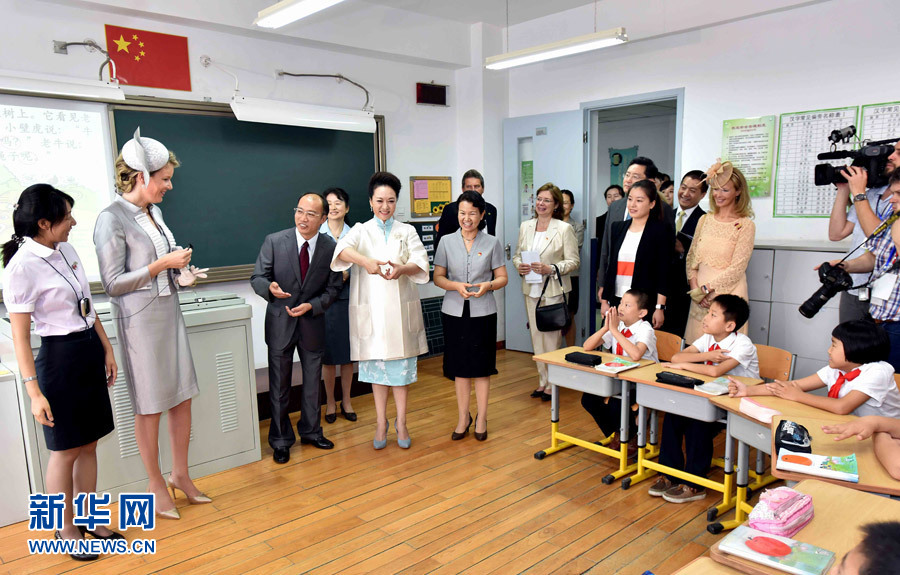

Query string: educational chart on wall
520 160 533 217
0 94 115 283
860 101 900 142
409 221 436 276
774 106 858 218
410 176 453 218
721 116 776 197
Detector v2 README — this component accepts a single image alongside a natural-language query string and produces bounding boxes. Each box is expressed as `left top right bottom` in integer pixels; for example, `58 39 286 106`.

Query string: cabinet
3 292 260 499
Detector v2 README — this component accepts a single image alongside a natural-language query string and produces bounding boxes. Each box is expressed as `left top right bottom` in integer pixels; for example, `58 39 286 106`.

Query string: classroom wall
504 0 896 241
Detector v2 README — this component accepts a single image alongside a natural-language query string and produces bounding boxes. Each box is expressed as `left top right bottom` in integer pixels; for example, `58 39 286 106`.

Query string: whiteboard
0 94 116 283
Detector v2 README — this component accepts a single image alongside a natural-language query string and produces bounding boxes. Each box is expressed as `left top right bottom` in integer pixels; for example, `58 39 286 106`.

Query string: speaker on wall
416 82 448 106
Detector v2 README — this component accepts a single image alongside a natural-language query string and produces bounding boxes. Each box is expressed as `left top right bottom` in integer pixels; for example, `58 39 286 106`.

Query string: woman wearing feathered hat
94 129 210 519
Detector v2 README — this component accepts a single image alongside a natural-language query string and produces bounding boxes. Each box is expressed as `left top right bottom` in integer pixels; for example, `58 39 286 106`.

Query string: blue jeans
880 320 900 373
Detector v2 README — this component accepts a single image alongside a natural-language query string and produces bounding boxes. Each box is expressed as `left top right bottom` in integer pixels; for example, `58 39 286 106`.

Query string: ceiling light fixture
0 69 125 101
484 27 627 70
230 95 376 133
254 0 346 29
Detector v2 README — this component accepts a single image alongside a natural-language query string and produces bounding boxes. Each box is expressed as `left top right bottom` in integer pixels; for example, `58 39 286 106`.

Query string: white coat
330 218 430 362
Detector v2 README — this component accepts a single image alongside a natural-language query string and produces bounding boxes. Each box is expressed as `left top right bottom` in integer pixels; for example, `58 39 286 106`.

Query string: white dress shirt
296 228 319 262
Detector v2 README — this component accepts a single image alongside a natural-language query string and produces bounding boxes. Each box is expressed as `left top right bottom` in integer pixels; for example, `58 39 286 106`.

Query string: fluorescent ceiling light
254 0 346 28
0 69 125 101
231 94 376 133
485 27 627 70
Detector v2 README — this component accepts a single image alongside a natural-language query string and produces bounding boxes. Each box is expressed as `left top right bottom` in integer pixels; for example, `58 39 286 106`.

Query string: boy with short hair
651 294 759 503
581 289 658 455
828 521 900 575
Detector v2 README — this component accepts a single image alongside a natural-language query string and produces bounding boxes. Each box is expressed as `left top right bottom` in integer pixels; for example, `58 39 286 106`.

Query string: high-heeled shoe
78 525 125 540
340 401 358 422
395 420 411 449
167 476 212 505
474 415 487 441
373 418 388 450
155 505 180 520
451 413 472 440
55 530 98 561
530 388 545 398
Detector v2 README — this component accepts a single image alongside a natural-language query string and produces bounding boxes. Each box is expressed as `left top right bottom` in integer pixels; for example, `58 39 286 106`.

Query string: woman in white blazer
331 172 430 450
513 183 580 400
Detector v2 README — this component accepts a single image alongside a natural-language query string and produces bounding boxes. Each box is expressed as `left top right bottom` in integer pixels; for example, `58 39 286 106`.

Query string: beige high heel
167 476 212 505
155 505 180 520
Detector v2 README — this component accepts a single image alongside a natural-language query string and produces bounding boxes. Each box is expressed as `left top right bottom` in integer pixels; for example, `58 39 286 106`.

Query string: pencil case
655 371 704 388
748 486 814 538
565 351 603 366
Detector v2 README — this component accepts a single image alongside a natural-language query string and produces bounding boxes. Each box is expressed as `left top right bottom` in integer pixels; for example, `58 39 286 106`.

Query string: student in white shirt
654 294 759 503
581 289 658 456
729 319 900 419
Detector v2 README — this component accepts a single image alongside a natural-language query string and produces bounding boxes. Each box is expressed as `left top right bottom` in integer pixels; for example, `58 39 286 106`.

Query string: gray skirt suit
94 196 199 415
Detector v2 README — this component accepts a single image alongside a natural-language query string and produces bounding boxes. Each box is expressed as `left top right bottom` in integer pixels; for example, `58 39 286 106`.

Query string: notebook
739 397 782 424
594 357 641 375
694 376 730 395
719 525 835 575
775 449 859 483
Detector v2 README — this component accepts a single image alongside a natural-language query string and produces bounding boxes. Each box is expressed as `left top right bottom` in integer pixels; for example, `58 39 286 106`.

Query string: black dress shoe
301 436 334 449
273 447 290 464
340 402 358 422
324 411 337 424
78 525 125 540
530 389 545 398
541 391 552 402
55 531 98 561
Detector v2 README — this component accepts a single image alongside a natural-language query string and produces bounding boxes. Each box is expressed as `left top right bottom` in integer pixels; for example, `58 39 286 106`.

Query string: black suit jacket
250 229 343 351
602 218 674 301
597 196 675 286
435 199 497 247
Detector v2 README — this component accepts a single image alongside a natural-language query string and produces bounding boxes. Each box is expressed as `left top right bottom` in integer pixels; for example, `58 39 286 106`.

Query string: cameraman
830 169 900 371
829 141 900 322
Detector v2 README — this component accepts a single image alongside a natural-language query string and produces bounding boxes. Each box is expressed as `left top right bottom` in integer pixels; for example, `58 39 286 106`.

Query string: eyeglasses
293 208 321 219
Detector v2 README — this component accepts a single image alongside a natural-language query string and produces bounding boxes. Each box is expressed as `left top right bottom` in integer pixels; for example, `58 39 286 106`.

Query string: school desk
531 347 655 483
710 479 900 575
706 396 852 534
674 557 743 575
615 364 762 522
770 414 900 496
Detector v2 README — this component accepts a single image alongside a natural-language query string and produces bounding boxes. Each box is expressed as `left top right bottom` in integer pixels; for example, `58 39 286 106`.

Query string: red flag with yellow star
104 25 191 91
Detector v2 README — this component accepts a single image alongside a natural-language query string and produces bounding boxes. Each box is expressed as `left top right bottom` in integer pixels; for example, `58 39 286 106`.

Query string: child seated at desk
823 416 900 480
580 288 658 456
827 521 900 575
728 319 900 419
653 294 759 503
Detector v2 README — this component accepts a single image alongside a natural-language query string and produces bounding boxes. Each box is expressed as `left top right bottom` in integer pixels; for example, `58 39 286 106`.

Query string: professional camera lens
799 285 833 318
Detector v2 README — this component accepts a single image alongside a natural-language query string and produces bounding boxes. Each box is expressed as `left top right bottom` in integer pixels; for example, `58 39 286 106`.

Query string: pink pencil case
748 486 813 538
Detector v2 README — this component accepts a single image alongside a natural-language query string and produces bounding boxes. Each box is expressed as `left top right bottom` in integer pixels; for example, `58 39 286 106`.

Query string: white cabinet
0 370 31 527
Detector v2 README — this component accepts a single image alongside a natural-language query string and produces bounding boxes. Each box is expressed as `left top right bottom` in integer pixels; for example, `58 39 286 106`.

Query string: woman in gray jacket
94 130 210 520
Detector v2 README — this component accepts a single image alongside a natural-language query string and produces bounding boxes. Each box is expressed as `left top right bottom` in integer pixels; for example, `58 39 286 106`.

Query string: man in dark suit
597 157 676 325
434 169 497 247
251 193 343 463
661 170 708 336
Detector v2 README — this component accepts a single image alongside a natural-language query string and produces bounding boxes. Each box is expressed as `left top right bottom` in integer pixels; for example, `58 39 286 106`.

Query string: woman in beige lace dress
684 164 755 342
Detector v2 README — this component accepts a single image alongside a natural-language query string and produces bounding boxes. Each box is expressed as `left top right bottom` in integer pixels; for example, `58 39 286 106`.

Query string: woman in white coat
513 183 580 400
331 172 430 449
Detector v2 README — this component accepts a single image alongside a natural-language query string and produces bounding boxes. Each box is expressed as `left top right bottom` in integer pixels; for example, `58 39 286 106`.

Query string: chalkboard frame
106 96 386 285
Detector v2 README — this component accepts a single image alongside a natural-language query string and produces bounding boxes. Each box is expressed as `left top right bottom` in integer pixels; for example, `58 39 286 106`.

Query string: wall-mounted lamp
230 94 375 133
0 69 125 101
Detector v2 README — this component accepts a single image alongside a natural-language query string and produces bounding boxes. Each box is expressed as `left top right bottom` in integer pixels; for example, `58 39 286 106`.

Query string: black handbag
535 265 571 332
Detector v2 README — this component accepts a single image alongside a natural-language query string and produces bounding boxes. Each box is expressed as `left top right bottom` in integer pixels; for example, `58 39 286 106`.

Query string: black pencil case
655 371 704 388
565 351 604 366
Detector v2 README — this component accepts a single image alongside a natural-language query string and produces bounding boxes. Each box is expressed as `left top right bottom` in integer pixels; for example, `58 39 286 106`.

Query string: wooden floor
0 350 753 575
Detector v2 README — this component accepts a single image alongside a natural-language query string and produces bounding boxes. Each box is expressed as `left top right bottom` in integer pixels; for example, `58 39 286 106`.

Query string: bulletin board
860 101 900 141
410 176 453 217
409 221 437 277
773 105 858 218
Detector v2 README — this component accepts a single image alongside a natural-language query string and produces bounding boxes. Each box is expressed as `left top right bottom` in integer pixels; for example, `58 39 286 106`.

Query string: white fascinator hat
121 127 170 188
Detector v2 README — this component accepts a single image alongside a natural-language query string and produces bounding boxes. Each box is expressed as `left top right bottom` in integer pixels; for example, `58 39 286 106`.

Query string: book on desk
594 357 641 375
776 450 859 483
719 525 835 575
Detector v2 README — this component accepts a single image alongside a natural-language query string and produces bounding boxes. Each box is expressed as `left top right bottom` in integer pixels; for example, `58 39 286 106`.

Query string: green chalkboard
111 107 377 270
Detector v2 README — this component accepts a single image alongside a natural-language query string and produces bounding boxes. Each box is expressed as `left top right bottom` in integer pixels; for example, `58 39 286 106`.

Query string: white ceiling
361 0 597 26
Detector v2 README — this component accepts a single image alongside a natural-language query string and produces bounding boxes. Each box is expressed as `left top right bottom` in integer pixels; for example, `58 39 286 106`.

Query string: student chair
754 343 796 382
654 330 683 362
894 373 900 392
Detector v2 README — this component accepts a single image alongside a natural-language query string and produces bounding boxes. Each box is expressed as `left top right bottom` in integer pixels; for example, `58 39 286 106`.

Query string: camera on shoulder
813 125 898 188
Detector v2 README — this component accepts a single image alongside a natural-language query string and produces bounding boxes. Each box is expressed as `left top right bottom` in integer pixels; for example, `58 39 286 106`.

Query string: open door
502 110 584 352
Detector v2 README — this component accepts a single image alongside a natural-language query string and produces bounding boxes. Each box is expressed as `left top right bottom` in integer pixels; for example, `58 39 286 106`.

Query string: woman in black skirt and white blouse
4 184 121 560
433 191 508 441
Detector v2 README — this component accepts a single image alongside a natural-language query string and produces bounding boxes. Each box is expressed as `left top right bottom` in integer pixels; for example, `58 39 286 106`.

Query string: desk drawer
636 384 724 422
547 364 619 396
730 413 771 454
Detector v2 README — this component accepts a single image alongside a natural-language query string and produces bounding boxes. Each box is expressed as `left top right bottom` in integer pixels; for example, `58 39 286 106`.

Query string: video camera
813 125 898 188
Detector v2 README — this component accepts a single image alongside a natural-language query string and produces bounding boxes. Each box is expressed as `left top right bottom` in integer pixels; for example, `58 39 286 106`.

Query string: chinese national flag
105 25 191 91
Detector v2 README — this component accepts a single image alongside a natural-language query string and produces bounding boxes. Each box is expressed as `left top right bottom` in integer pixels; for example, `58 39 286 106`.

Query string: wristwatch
655 304 667 310
853 193 867 202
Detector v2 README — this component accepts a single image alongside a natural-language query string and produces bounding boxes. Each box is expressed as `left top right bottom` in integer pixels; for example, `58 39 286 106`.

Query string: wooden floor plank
0 350 757 574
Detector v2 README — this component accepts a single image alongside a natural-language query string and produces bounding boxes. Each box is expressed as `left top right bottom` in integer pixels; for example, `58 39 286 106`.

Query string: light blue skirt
359 358 417 387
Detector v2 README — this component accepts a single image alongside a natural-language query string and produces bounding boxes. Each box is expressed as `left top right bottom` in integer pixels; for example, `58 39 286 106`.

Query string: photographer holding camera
828 140 900 322
825 168 900 371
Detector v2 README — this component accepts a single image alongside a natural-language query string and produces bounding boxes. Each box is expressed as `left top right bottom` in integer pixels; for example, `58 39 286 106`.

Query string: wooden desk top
770 415 900 496
711 479 900 575
618 363 762 399
710 395 853 425
532 346 655 374
675 557 742 575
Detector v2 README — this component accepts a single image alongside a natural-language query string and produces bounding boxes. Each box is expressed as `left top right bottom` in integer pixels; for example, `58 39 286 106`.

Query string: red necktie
706 343 721 365
299 241 309 283
828 368 861 398
615 328 633 356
